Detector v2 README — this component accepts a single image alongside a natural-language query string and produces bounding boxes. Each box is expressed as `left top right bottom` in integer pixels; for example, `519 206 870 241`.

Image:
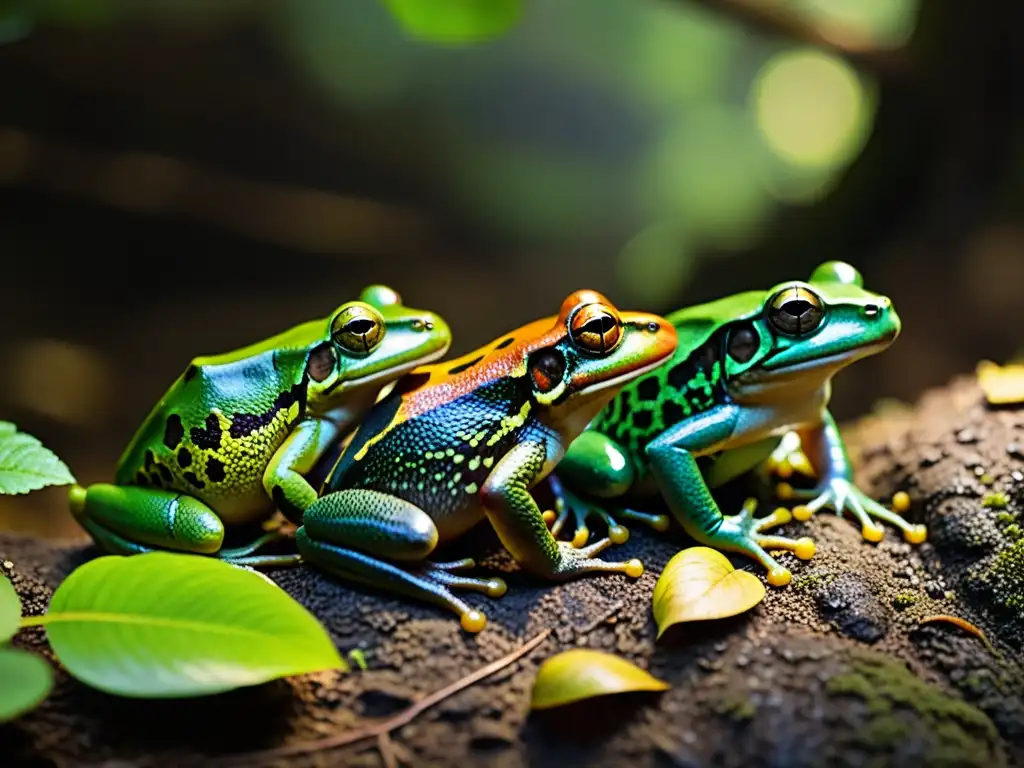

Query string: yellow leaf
652 547 766 638
530 649 669 710
976 360 1024 405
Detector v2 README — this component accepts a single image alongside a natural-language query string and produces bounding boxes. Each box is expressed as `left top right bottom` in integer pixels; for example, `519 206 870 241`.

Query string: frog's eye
529 349 566 393
570 304 622 355
727 325 759 363
767 287 824 336
331 305 386 355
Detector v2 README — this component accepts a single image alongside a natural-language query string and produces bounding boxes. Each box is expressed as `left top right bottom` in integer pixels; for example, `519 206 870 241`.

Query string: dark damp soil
3 373 1024 768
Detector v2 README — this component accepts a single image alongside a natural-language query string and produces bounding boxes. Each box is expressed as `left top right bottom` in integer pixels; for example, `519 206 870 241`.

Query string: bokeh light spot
753 48 871 169
615 222 695 307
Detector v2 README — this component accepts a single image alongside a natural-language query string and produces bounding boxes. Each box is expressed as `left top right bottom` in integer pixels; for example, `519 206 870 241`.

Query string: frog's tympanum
297 290 678 632
68 285 452 565
550 262 925 587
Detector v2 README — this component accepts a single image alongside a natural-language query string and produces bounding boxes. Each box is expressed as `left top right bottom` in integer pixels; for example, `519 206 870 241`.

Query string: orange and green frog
297 289 678 632
68 285 452 566
548 262 927 587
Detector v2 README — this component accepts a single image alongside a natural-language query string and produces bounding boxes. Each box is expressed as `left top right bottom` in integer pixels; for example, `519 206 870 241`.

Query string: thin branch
227 628 552 766
682 0 912 78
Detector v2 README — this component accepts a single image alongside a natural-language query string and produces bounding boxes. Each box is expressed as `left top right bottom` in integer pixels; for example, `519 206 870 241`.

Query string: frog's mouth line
575 353 675 397
758 335 896 375
323 345 450 395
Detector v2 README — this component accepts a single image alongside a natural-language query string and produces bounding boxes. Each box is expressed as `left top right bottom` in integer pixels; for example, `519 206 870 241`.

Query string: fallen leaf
0 648 53 722
920 615 999 656
652 547 765 638
24 553 345 698
0 574 20 643
976 360 1024 405
530 648 669 710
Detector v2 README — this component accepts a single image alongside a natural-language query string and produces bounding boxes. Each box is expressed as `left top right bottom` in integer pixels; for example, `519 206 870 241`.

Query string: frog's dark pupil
783 300 812 317
528 349 566 393
345 318 375 335
727 326 759 363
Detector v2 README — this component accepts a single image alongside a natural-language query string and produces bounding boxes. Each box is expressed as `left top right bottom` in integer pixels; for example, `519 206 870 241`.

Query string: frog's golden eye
768 287 824 336
331 305 386 356
570 303 622 355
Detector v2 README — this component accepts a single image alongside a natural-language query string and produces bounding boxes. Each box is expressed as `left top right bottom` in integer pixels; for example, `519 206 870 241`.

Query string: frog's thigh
297 490 489 632
301 489 438 561
264 417 342 524
68 483 223 554
558 431 635 498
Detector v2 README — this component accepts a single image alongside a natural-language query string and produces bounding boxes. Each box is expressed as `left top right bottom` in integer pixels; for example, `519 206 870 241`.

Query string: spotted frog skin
68 285 452 565
550 262 926 586
297 289 677 632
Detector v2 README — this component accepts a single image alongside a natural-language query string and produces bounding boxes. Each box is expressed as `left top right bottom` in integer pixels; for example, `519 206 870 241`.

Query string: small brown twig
228 628 552 766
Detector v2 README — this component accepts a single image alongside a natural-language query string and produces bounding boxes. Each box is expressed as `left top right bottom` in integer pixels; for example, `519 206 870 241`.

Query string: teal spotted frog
549 262 926 586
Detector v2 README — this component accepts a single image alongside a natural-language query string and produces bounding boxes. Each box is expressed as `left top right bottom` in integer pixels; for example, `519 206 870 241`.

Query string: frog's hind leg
296 489 505 633
68 483 297 567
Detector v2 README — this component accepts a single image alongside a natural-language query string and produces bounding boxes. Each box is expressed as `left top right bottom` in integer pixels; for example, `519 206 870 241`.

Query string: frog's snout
863 296 901 340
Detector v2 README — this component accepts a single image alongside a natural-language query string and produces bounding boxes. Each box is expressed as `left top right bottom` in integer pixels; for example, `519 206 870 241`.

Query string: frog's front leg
67 484 296 566
779 411 927 544
482 441 644 581
295 490 507 633
645 406 815 587
264 416 344 525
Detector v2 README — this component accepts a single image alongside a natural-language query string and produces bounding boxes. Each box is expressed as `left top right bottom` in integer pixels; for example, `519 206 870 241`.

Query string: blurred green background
1 0 1022 538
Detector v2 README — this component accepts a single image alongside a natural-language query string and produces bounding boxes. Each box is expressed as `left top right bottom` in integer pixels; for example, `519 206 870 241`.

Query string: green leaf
0 424 76 494
0 648 53 722
381 0 520 44
0 574 20 643
30 553 345 698
530 649 670 710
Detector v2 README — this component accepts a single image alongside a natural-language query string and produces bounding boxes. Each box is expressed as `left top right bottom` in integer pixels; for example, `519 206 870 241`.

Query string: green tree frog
68 285 452 565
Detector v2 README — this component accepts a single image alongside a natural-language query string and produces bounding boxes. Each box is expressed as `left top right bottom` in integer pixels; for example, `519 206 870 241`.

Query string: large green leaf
0 574 20 642
381 0 520 44
27 553 345 698
0 648 53 722
0 423 76 495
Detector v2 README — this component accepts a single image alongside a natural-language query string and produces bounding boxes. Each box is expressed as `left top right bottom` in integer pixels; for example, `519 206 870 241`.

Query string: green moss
982 492 1009 509
995 512 1016 525
892 592 918 610
826 651 999 763
712 692 756 721
793 570 836 592
981 539 1024 614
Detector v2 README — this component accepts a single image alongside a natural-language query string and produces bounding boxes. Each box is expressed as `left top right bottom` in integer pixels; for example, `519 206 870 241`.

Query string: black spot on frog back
164 415 184 450
190 414 222 450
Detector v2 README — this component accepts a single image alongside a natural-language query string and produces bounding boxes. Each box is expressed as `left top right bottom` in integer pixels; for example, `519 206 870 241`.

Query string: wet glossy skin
68 285 452 565
297 289 678 632
551 262 926 586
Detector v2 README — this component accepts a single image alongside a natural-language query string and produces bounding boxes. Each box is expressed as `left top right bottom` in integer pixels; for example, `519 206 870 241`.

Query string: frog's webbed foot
543 537 645 580
710 498 816 587
544 479 668 548
761 431 817 483
778 477 927 545
420 558 508 599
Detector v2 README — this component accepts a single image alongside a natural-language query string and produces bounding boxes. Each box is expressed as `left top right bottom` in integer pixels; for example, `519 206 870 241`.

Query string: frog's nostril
863 304 880 317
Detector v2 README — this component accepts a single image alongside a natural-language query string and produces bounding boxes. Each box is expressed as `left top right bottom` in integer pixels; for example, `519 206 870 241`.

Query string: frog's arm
264 417 345 524
645 406 815 587
781 410 927 544
481 441 643 580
